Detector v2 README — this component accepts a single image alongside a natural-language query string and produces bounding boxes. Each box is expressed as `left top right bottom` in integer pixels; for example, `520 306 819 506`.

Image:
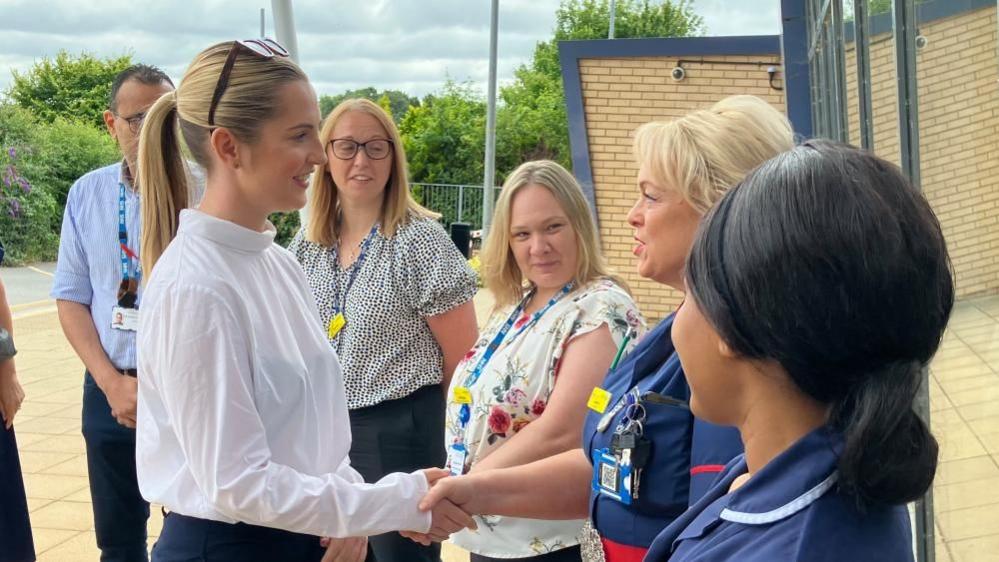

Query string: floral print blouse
446 278 646 558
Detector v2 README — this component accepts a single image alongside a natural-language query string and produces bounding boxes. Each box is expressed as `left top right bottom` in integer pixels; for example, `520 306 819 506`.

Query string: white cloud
0 0 780 99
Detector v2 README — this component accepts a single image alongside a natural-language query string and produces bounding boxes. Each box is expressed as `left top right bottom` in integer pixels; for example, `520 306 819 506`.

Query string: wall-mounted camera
915 35 928 49
671 65 686 81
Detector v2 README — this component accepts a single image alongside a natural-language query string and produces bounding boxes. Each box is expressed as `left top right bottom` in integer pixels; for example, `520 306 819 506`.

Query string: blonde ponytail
138 91 190 275
137 40 307 275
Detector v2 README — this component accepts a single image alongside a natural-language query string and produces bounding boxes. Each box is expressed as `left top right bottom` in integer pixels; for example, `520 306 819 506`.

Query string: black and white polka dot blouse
289 214 478 409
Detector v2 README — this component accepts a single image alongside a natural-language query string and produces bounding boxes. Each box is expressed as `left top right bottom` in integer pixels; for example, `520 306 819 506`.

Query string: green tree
319 87 420 123
399 81 485 186
6 51 134 130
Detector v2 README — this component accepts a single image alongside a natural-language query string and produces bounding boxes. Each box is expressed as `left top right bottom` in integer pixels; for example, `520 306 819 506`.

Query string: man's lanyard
118 182 140 283
333 224 379 316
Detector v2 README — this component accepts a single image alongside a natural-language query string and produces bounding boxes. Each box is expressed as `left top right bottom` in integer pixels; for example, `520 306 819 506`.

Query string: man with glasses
51 64 174 562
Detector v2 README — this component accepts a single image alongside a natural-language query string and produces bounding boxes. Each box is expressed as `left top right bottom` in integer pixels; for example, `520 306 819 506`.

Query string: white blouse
136 210 431 538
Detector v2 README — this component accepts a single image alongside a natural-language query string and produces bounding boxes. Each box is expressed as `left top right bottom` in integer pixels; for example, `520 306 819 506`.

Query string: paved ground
2 263 56 308
6 266 999 561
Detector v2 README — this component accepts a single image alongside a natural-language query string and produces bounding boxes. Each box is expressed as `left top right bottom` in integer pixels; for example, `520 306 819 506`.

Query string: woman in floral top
444 160 645 562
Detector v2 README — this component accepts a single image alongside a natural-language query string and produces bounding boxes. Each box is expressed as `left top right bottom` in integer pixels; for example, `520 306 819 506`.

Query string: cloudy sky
0 0 780 99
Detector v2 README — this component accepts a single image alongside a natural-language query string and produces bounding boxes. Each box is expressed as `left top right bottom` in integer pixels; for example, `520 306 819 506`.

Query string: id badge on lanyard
446 283 574 476
327 225 378 340
113 182 140 332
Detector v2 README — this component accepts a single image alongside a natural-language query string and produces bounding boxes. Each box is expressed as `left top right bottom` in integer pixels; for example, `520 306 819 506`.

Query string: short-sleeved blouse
289 214 478 409
445 278 646 557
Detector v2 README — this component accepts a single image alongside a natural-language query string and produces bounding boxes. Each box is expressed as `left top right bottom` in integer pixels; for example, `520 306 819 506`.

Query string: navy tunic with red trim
644 427 914 561
582 314 743 549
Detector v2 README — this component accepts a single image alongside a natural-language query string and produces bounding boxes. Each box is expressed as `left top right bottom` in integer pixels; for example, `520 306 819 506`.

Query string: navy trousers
348 385 445 562
83 372 150 562
152 512 326 562
0 424 34 562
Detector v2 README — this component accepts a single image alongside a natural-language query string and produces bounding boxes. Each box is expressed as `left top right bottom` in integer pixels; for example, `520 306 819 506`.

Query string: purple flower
18 178 30 194
8 199 21 218
7 147 14 159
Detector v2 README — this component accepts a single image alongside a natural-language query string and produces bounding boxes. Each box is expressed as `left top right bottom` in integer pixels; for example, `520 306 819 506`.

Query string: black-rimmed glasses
329 138 393 160
208 38 290 127
114 113 146 135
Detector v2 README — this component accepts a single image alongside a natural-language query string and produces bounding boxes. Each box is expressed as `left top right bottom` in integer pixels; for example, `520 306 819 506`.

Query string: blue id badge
591 447 634 505
448 444 468 477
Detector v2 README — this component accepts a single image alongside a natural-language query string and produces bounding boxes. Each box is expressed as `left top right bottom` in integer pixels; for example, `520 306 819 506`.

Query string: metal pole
260 8 265 37
893 2 931 562
854 0 875 150
609 0 617 39
457 185 464 223
269 0 304 224
831 0 849 142
271 0 300 63
482 0 499 237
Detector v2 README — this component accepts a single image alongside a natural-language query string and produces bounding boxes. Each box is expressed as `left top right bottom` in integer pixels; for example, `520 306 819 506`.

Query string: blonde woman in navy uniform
648 140 951 561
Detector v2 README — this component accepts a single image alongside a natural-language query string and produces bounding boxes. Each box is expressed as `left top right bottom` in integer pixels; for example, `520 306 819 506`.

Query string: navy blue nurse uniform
0 238 36 562
583 314 743 553
644 426 915 562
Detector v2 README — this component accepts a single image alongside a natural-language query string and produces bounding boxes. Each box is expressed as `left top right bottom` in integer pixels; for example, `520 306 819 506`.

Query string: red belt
601 537 649 562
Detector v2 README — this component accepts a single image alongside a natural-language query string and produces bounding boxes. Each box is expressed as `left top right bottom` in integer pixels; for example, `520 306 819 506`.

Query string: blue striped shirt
52 162 141 369
51 161 203 370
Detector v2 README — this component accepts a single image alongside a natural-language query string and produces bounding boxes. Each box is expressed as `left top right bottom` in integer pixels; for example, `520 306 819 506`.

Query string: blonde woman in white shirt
134 39 474 562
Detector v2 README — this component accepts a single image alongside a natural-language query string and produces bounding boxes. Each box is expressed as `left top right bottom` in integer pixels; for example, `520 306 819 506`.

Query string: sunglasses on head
207 38 291 127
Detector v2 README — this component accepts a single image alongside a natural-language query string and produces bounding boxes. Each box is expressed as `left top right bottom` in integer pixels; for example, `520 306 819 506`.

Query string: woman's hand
400 469 478 545
0 360 24 429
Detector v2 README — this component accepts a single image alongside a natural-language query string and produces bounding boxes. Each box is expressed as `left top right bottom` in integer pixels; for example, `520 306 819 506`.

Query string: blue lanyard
334 224 379 314
118 183 139 282
456 282 574 431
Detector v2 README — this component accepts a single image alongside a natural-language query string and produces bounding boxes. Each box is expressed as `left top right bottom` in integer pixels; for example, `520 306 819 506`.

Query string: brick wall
845 4 999 298
577 55 785 320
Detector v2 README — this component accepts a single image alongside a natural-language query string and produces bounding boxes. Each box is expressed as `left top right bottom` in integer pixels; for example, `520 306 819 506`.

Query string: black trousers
0 425 34 562
348 385 445 562
152 512 325 562
83 372 150 562
470 546 583 562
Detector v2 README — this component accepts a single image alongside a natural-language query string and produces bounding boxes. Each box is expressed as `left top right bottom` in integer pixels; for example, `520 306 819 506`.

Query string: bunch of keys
592 396 652 505
611 422 651 500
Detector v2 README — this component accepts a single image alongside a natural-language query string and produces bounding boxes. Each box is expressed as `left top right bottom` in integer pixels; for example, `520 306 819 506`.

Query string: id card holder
110 306 139 332
448 444 468 477
591 447 633 505
328 312 346 339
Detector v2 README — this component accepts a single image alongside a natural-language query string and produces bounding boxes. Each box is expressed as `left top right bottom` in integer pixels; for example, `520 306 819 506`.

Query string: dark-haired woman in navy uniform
647 140 951 561
0 239 35 562
413 95 794 562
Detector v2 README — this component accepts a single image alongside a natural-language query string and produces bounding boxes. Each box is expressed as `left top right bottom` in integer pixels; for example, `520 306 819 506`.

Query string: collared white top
136 209 431 538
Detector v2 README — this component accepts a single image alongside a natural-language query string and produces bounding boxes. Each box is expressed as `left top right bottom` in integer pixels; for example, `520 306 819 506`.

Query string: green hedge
0 103 119 264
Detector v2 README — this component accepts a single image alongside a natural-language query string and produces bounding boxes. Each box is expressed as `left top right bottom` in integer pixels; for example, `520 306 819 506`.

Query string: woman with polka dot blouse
289 98 479 562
